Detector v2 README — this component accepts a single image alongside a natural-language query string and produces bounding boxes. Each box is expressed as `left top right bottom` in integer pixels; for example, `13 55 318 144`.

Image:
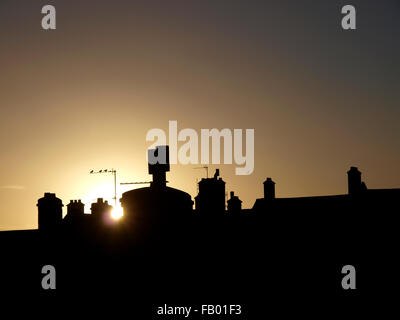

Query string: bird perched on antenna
89 168 118 208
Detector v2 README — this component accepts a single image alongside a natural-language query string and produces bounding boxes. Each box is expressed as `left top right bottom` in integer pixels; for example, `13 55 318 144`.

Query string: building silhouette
195 169 226 215
15 145 400 233
1 145 399 308
252 165 400 216
121 146 193 233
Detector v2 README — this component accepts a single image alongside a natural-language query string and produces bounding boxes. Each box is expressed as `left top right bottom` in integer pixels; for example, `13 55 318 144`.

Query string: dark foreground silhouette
1 146 399 317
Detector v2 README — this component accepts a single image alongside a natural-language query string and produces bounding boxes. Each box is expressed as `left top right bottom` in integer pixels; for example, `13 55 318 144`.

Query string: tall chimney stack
263 178 276 200
148 146 170 188
347 166 362 195
37 193 63 231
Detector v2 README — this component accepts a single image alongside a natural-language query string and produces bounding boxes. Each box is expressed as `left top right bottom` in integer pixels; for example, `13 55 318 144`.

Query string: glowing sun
111 205 124 220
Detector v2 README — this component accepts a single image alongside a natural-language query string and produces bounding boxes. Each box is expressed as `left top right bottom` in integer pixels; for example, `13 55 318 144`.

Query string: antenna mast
194 166 209 178
89 169 117 208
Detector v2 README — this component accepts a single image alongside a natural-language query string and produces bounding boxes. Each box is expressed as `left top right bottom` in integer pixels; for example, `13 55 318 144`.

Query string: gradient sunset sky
1 0 399 230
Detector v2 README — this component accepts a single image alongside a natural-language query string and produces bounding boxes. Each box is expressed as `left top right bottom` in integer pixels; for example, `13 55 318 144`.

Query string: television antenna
120 180 169 186
194 166 209 178
89 169 117 208
120 181 151 185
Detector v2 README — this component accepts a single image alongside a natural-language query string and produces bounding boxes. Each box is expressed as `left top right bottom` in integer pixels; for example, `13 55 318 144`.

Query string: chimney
347 166 362 195
37 193 63 231
227 191 242 215
195 168 226 215
91 198 112 216
148 145 170 188
67 200 85 216
263 178 275 200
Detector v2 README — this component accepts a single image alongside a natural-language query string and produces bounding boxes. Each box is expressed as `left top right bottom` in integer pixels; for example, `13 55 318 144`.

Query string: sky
0 0 399 230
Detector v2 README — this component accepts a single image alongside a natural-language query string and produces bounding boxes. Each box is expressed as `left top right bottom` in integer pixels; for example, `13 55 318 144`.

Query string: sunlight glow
111 205 124 220
82 183 123 220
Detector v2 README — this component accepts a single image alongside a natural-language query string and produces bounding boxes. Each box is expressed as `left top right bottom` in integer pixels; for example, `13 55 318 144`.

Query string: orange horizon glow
1 1 400 231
